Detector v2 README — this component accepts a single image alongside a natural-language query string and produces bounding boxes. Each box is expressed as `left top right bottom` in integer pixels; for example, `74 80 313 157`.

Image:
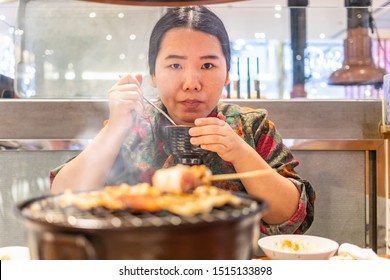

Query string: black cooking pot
16 192 267 260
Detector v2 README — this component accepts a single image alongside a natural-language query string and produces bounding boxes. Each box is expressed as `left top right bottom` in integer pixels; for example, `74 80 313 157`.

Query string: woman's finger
109 90 142 101
194 117 225 126
190 134 227 146
116 73 142 87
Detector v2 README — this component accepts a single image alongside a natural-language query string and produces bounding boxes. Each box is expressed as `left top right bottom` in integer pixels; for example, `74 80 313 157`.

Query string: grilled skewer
205 168 274 184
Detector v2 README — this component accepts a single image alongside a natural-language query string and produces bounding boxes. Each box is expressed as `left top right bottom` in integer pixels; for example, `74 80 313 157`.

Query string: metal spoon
119 74 176 125
143 96 177 126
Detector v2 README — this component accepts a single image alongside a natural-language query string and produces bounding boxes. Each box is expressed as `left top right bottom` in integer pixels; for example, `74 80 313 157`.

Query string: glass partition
4 0 390 99
0 2 16 98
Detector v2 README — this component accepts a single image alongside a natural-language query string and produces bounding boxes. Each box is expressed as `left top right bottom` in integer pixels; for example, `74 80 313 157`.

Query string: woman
51 6 315 235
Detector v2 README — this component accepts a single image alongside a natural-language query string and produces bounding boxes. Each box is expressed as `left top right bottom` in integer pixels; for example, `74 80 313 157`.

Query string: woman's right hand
107 73 144 135
51 73 144 194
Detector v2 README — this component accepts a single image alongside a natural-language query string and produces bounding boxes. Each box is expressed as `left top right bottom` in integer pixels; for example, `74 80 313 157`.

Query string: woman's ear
224 72 230 86
150 74 157 88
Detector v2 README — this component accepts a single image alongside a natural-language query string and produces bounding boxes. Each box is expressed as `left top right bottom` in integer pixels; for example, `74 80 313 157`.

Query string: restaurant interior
0 0 389 259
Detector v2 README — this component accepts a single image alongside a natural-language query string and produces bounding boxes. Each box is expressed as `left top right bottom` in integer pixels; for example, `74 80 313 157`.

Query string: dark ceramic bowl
165 125 208 165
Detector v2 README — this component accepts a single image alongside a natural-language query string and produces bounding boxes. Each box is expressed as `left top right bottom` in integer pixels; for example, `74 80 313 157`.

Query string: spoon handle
143 96 177 126
118 74 176 126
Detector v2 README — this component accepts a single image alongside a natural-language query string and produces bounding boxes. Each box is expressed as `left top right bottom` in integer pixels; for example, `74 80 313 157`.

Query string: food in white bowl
0 246 31 260
258 234 339 260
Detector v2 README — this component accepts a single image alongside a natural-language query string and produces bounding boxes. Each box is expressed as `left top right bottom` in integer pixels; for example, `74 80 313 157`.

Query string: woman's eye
170 64 181 69
202 63 214 70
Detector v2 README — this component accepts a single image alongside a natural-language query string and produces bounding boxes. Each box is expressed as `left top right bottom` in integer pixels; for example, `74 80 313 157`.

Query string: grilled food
152 164 212 194
59 165 242 216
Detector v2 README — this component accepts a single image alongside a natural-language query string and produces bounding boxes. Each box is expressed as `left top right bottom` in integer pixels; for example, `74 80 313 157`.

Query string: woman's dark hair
148 6 231 75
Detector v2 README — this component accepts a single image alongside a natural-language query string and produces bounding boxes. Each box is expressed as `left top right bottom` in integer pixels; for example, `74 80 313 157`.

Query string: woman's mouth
180 100 203 110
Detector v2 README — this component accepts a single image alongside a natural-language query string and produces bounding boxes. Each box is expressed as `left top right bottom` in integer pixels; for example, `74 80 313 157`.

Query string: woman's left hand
189 117 249 163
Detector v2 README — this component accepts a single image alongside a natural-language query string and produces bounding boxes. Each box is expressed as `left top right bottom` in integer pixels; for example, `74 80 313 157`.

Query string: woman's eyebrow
199 55 220 60
164 55 220 60
164 54 187 60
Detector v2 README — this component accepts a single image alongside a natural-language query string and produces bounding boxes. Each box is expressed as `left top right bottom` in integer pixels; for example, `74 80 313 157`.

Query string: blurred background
0 0 389 99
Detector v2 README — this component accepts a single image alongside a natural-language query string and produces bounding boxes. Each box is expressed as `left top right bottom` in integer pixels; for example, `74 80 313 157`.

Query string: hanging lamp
328 0 387 87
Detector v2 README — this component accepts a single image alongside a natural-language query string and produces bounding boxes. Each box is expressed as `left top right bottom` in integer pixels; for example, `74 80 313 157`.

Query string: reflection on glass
0 12 15 79
16 0 161 99
383 74 390 125
12 1 390 99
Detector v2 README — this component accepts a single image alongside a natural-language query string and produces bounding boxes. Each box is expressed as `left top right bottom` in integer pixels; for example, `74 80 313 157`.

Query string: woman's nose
182 70 201 91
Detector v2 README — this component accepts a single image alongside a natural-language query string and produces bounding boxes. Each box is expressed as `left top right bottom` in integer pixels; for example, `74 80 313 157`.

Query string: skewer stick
205 169 274 183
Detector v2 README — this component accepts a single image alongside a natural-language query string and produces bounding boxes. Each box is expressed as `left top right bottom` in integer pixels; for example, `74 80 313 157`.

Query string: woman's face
150 28 230 125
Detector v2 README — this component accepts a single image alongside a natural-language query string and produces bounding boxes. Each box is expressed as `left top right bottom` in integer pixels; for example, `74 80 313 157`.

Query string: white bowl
0 246 31 260
258 234 339 260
